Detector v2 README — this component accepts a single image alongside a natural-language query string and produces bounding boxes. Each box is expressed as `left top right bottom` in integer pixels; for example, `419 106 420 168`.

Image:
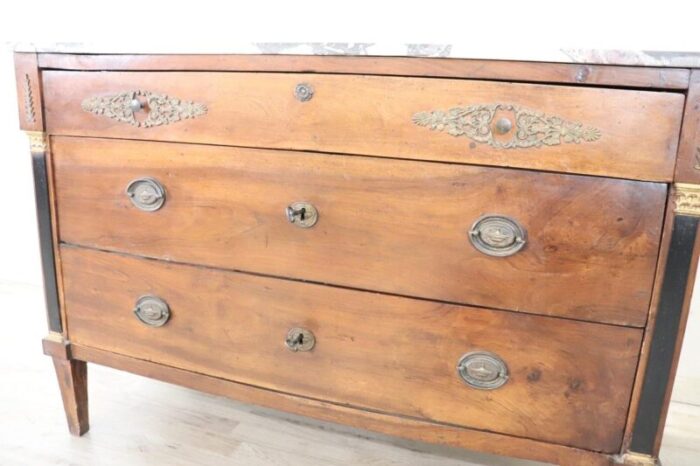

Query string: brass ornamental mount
126 178 166 212
412 103 601 149
81 90 207 128
469 215 527 257
457 351 509 390
674 183 700 217
285 327 316 352
25 131 47 154
133 295 171 327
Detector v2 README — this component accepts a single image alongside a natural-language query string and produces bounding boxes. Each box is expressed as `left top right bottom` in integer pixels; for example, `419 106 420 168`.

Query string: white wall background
1 1 699 406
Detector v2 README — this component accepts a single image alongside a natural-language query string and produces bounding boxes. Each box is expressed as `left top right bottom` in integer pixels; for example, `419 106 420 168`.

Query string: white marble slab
14 42 700 68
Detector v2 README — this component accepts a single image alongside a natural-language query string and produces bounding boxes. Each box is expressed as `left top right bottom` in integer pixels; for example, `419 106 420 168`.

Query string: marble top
14 42 700 68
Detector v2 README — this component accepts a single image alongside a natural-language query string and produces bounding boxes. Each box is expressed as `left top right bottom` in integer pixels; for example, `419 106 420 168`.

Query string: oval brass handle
126 177 166 212
469 215 526 257
286 201 319 228
457 351 509 390
285 327 315 352
133 295 171 327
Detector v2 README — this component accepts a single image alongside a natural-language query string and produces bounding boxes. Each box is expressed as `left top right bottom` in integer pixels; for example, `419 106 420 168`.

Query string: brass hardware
81 90 207 128
285 327 316 352
494 117 512 134
286 201 318 228
620 452 659 466
129 98 145 113
294 83 314 102
133 295 171 327
25 131 47 154
23 74 36 123
674 183 700 217
412 103 601 149
469 215 526 257
457 351 509 390
126 177 166 212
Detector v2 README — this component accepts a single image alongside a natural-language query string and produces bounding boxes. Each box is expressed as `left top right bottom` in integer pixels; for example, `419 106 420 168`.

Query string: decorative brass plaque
675 183 700 217
81 90 207 128
412 103 601 149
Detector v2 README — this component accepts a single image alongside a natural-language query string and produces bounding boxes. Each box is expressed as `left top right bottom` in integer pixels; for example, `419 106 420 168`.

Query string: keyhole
296 207 306 221
293 333 304 345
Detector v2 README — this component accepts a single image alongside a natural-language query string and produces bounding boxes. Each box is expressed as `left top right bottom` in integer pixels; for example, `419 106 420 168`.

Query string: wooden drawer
53 137 666 326
61 246 642 452
42 71 683 181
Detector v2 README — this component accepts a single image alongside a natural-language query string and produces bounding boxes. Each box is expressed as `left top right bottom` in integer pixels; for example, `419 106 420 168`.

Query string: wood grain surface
42 71 684 181
53 137 667 325
674 71 700 183
61 246 642 452
36 53 691 90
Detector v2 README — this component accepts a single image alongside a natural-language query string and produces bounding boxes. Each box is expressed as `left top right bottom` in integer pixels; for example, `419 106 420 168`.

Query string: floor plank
0 281 697 465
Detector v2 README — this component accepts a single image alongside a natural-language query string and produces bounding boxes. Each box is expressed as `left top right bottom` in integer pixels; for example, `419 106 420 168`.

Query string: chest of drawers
15 49 700 466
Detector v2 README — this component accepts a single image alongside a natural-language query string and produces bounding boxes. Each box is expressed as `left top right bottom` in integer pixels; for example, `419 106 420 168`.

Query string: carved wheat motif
23 74 36 124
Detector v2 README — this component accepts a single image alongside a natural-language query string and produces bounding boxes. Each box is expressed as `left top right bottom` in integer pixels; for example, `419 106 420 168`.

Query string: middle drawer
52 136 666 326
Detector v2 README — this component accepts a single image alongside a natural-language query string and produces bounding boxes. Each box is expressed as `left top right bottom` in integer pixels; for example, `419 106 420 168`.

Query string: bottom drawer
61 246 642 452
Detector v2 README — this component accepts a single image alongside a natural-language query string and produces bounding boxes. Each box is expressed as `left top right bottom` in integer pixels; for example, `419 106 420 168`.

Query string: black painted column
629 186 700 457
28 132 62 333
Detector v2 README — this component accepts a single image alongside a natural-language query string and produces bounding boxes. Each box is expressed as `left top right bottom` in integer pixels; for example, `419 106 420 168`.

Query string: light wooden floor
2 281 699 466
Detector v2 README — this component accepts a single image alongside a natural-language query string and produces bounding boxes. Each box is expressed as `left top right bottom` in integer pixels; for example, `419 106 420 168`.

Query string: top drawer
42 71 684 181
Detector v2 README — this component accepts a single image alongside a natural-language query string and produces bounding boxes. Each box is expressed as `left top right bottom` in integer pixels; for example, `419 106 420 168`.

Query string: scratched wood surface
61 246 642 452
41 70 684 181
53 137 667 326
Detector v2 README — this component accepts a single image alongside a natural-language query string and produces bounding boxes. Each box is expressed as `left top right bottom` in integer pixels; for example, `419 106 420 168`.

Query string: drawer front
43 71 683 181
53 138 666 326
62 246 642 452
53 137 666 326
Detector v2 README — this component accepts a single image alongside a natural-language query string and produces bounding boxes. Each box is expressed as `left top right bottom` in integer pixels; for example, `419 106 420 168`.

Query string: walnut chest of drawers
15 49 700 466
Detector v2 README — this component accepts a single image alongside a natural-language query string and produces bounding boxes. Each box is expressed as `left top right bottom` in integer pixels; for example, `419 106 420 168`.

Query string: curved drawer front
43 71 683 181
61 247 642 453
52 137 666 326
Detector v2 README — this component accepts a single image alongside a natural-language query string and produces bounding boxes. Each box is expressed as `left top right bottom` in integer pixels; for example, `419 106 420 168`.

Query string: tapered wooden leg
51 357 89 436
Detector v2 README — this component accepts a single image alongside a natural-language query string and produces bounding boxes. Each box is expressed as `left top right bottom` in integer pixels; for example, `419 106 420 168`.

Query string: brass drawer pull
469 215 526 257
457 351 509 390
286 201 319 228
285 327 315 352
126 177 166 212
133 295 171 327
294 83 314 102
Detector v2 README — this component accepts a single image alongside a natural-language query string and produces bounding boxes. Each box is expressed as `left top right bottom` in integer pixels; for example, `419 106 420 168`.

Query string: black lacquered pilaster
31 148 62 333
629 214 699 454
